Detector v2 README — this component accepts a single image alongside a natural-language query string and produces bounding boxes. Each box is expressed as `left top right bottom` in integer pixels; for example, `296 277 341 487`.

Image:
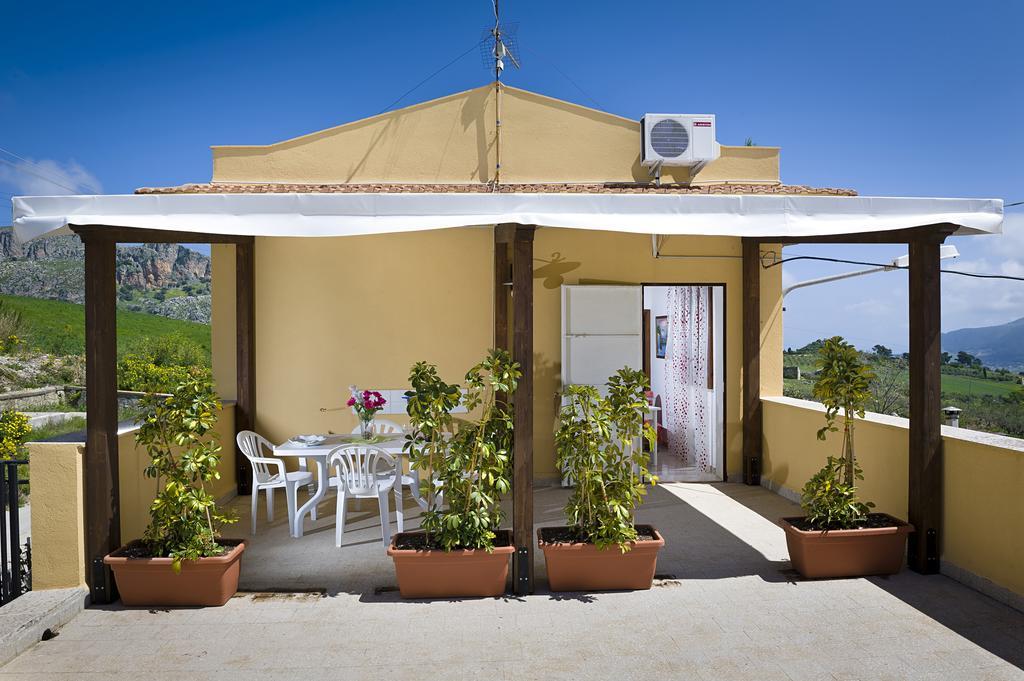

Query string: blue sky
1 0 1021 352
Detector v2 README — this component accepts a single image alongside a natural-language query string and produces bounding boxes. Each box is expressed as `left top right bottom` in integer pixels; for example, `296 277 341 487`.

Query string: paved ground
2 483 1022 680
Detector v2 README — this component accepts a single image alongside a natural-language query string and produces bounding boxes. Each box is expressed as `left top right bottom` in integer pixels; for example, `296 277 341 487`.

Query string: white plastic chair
350 419 424 511
236 430 316 535
327 444 399 548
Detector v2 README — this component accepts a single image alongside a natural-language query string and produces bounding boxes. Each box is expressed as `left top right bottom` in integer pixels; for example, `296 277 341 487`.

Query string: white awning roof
10 192 1003 243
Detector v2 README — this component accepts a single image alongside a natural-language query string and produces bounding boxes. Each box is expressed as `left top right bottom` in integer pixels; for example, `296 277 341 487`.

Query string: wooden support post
511 225 535 595
235 241 256 495
494 225 514 352
742 238 762 485
907 233 946 573
81 233 119 604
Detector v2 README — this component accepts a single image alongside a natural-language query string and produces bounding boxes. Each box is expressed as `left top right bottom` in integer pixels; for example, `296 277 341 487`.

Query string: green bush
118 356 210 393
555 367 656 551
117 333 211 392
135 377 236 569
802 337 877 530
404 349 520 552
121 333 208 368
800 456 874 530
0 410 31 460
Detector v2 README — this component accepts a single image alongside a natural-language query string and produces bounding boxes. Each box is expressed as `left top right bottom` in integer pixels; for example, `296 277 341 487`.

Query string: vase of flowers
347 386 387 439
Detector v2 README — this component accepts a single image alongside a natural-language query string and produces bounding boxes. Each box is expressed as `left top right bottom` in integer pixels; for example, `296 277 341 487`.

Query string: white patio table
274 433 407 538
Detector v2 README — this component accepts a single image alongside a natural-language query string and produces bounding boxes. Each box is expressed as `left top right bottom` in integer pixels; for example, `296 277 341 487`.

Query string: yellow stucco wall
246 229 493 445
762 396 1024 599
207 84 787 481
26 405 237 591
211 85 779 186
119 403 237 542
27 442 86 590
213 228 767 482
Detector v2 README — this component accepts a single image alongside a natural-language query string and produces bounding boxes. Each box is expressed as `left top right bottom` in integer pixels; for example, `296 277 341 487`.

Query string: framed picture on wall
655 316 668 358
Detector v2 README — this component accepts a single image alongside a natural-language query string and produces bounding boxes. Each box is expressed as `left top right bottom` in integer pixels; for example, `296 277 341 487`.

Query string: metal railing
1 460 30 606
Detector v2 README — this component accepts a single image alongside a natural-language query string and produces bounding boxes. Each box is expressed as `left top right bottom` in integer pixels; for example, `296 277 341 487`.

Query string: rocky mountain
942 317 1024 371
0 228 210 290
0 227 212 322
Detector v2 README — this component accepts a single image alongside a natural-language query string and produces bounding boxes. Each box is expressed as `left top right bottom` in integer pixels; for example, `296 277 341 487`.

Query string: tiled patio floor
2 483 1022 680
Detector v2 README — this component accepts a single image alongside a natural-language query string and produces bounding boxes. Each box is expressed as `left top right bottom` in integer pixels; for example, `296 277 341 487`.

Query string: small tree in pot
387 349 520 598
780 336 913 578
803 335 876 530
540 367 664 592
104 377 244 606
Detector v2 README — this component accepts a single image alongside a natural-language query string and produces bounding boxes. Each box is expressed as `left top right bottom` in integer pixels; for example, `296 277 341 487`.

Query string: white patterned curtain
665 286 711 471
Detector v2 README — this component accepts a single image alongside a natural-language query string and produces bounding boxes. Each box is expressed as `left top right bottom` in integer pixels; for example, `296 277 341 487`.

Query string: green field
0 294 210 358
940 374 1020 397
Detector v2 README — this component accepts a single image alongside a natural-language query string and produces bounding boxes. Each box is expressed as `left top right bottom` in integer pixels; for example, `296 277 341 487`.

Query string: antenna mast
493 0 502 186
486 0 520 187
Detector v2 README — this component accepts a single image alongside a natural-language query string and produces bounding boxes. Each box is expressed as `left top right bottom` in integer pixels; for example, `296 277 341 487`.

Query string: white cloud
942 213 1024 330
0 157 102 196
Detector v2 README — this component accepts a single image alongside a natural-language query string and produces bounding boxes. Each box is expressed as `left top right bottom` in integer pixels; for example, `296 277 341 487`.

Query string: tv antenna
481 1 521 186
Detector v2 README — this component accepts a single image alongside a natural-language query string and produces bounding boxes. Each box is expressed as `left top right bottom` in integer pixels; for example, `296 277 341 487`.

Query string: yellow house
16 83 1018 604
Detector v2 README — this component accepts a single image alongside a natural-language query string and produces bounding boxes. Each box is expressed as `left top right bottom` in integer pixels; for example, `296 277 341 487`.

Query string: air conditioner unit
641 114 720 170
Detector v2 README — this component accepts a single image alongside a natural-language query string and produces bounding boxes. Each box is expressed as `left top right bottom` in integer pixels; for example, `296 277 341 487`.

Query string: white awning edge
10 192 1004 243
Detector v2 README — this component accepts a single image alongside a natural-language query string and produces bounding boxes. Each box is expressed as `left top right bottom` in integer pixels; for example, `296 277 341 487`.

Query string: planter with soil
780 514 913 579
387 529 514 598
538 525 665 592
104 539 245 607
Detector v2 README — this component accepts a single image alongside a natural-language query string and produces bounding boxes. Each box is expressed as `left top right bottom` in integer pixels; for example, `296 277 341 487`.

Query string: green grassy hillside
0 294 210 358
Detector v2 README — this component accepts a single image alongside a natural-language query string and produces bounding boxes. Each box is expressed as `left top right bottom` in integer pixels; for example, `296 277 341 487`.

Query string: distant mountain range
942 317 1024 371
0 227 211 323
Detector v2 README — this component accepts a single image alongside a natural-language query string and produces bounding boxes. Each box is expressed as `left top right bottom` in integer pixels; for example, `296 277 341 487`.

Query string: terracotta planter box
780 515 913 579
538 525 665 592
104 540 245 607
387 530 514 598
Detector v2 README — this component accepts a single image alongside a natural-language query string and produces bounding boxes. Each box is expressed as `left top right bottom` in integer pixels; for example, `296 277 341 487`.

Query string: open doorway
642 285 725 482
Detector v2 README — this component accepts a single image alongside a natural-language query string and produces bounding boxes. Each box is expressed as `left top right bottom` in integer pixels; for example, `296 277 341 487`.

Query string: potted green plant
539 367 664 592
779 336 913 578
387 349 520 598
104 376 243 606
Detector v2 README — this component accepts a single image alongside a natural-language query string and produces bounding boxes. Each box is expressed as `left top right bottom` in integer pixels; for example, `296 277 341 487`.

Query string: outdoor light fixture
783 245 960 297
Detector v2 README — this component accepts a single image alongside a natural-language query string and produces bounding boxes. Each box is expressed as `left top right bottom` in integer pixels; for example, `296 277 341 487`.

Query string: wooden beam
907 235 945 573
494 223 516 245
511 225 535 595
235 241 256 495
763 224 960 245
71 224 254 245
742 238 762 485
494 227 511 352
82 234 120 604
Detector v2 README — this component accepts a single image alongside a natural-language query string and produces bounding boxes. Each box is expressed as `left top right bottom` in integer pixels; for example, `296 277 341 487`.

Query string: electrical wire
520 47 604 110
764 254 1024 282
0 156 78 194
376 40 484 116
1006 200 1023 208
0 146 81 193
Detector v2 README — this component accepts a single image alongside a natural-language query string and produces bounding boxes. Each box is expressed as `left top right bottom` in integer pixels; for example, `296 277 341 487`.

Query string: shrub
122 333 208 368
0 410 31 460
118 333 211 392
404 349 520 551
0 302 27 355
802 336 876 530
135 377 235 569
555 367 656 551
118 355 207 393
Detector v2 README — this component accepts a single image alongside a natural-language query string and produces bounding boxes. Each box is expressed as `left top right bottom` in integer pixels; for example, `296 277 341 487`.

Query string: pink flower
346 397 356 407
